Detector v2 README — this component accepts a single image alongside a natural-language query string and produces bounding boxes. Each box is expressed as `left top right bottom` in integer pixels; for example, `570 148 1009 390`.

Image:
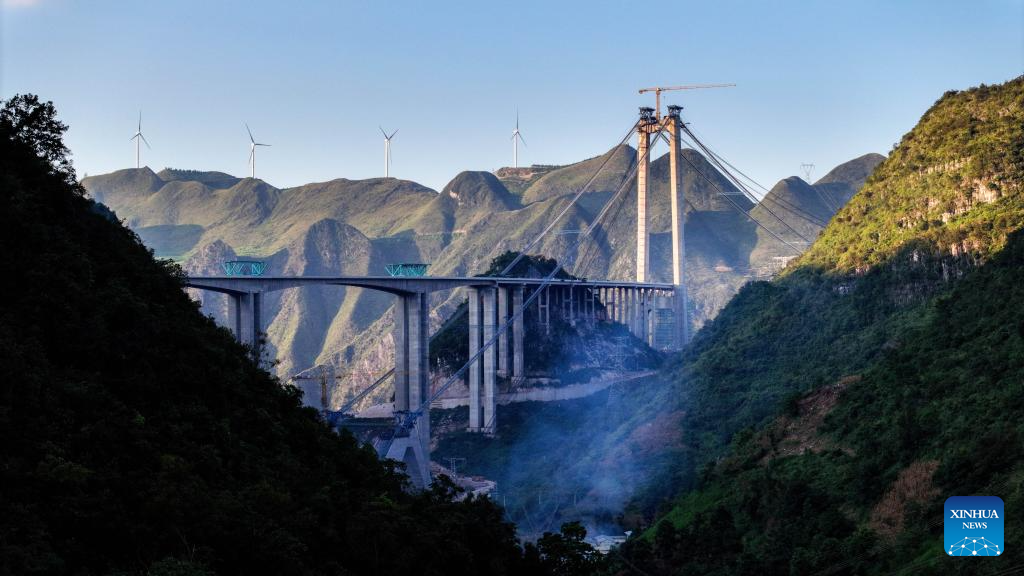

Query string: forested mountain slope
605 77 1024 575
0 95 587 576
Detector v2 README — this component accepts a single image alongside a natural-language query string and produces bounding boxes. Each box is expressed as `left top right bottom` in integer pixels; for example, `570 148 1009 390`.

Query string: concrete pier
468 288 482 430
513 285 525 379
497 287 510 377
482 287 497 433
229 291 261 362
387 291 431 487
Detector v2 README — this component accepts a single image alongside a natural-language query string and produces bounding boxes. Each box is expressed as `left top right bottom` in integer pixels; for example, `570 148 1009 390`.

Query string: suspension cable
677 122 814 246
684 132 832 227
653 130 806 255
499 122 639 276
572 128 661 278
379 128 670 455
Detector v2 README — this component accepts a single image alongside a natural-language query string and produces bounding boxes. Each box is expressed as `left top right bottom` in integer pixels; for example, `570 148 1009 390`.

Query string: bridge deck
185 275 676 295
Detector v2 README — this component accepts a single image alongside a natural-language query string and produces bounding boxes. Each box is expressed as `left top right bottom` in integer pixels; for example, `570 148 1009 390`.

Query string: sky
2 0 1022 193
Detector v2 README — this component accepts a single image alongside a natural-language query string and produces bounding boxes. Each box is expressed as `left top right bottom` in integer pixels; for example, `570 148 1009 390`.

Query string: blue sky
2 0 1022 192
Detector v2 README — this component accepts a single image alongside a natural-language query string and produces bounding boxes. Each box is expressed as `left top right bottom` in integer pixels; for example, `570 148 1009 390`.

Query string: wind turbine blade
389 129 399 139
516 107 519 130
138 110 142 132
257 143 271 147
248 147 254 164
379 126 388 138
140 133 151 149
518 133 527 148
246 123 255 143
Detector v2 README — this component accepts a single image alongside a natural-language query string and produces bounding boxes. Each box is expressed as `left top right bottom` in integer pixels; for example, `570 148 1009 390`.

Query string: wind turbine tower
246 124 271 179
511 109 527 168
380 126 398 177
129 111 150 169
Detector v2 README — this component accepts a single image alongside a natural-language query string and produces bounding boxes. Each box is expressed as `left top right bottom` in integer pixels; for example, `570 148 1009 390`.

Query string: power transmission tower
445 457 466 481
801 163 815 183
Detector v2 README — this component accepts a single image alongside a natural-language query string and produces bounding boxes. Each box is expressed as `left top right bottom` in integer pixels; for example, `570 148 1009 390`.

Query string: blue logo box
945 496 1003 557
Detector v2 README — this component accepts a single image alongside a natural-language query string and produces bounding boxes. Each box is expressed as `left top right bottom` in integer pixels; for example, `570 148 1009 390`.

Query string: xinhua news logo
945 496 1003 557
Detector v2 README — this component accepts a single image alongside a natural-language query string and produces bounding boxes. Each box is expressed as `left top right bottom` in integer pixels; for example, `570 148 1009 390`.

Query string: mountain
814 152 886 205
748 153 887 265
158 167 242 189
83 139 877 408
606 77 1024 575
0 96 541 575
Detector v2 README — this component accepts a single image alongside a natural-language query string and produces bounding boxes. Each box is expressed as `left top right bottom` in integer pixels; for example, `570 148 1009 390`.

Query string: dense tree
0 94 598 575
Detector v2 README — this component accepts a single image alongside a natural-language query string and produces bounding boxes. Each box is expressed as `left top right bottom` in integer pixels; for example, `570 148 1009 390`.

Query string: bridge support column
230 291 262 363
497 287 510 377
387 291 431 489
623 288 629 326
637 290 644 339
629 289 638 337
482 287 497 434
645 290 653 346
610 284 618 323
227 293 243 339
568 286 576 326
468 288 482 430
539 286 550 335
513 285 525 380
467 286 498 434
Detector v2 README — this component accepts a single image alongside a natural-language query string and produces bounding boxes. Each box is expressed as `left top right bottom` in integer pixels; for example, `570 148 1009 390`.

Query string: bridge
185 104 815 489
186 275 676 487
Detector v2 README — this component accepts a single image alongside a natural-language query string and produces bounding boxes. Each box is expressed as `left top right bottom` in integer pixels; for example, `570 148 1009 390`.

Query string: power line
677 123 814 246
653 130 806 255
499 122 639 276
381 125 672 454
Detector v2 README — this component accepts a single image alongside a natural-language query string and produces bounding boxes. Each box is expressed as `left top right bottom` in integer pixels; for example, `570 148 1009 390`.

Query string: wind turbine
511 109 526 168
129 111 150 169
246 123 271 179
380 126 398 178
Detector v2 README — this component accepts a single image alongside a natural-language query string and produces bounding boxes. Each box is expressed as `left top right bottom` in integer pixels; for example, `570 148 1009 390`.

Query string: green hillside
0 95 583 576
748 153 886 265
605 77 1024 575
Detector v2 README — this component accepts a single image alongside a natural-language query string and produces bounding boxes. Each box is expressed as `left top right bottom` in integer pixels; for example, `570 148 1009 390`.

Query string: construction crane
291 369 346 416
638 84 736 120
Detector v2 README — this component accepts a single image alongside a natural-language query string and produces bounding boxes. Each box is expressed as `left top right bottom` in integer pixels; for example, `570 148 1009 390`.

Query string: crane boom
638 83 736 119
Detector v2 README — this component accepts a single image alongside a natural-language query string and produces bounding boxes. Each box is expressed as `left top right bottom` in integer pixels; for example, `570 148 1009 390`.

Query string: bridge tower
637 85 732 346
635 105 690 347
665 105 690 345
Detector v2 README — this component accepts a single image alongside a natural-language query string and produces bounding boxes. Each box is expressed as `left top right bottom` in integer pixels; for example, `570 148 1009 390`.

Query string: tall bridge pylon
636 84 734 347
636 104 691 346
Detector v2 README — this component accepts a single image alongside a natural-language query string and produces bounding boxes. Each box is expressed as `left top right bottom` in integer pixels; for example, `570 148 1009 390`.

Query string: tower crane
638 84 736 119
291 369 346 416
